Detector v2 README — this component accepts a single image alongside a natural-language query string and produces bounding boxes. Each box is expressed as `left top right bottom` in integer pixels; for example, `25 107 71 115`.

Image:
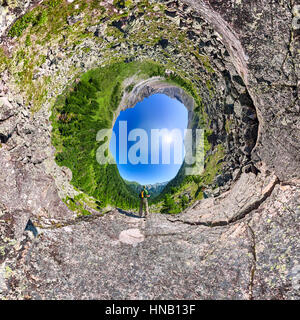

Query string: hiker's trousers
139 198 149 216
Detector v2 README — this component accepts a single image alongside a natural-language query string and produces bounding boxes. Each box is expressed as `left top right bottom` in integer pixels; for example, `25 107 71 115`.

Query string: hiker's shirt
140 189 149 200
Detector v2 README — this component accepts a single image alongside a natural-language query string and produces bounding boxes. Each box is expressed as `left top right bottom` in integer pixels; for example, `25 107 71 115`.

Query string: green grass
160 194 181 214
51 59 216 211
8 12 35 37
0 48 10 73
63 196 92 217
152 143 225 211
198 144 225 185
51 60 167 210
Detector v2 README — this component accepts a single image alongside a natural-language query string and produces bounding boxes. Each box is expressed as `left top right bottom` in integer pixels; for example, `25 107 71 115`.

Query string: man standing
139 185 150 218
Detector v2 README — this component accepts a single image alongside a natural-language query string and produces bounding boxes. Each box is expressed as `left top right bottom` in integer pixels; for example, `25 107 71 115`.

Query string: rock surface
0 0 299 300
1 181 299 300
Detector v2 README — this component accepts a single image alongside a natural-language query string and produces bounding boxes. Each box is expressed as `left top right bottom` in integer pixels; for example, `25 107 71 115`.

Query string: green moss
125 0 133 7
197 144 225 185
82 47 91 53
25 34 32 47
106 26 124 39
113 0 125 8
0 48 10 73
112 0 133 9
14 48 51 113
136 0 153 13
36 10 49 26
8 11 35 37
63 195 92 217
206 79 215 97
225 118 233 134
8 8 48 37
39 54 47 66
29 81 49 114
5 266 13 278
125 83 135 92
198 54 215 73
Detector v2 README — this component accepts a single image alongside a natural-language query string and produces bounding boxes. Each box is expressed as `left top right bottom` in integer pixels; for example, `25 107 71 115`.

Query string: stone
67 13 84 26
0 97 15 121
119 228 145 245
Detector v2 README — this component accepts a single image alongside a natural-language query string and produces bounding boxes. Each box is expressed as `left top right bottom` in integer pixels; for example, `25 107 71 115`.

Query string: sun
163 134 173 144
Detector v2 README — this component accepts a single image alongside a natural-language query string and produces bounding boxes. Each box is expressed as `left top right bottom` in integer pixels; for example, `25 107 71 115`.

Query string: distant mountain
124 180 168 198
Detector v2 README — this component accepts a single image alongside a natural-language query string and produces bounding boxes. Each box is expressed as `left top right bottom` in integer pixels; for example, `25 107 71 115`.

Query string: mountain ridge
124 179 169 198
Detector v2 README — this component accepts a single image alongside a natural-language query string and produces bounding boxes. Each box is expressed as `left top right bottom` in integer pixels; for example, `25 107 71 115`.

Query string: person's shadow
117 208 142 219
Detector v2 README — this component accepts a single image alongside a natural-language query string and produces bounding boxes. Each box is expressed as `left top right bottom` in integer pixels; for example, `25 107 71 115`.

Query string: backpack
139 188 149 199
139 190 144 199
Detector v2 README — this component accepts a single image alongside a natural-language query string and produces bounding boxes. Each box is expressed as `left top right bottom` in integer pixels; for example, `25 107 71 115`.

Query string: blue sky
110 94 188 184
